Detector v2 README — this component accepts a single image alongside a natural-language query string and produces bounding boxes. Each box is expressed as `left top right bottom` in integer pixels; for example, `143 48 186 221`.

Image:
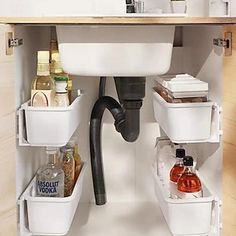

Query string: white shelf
18 95 83 147
18 163 87 236
153 173 216 236
153 92 222 143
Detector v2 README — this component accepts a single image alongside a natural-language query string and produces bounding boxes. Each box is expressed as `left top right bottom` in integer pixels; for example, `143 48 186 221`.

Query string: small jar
60 146 75 197
54 76 69 107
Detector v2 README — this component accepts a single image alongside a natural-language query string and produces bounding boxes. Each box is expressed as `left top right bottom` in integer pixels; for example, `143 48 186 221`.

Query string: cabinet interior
14 25 223 236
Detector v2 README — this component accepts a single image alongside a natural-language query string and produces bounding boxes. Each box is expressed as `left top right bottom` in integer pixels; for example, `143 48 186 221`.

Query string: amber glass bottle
170 148 185 183
177 156 202 198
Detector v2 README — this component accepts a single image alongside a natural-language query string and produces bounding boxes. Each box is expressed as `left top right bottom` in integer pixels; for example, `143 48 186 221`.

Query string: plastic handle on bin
211 197 222 235
17 108 31 147
17 197 30 235
207 104 222 143
155 137 170 148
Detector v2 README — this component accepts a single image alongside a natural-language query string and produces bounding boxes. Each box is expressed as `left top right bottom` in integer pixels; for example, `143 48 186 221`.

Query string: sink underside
57 26 175 77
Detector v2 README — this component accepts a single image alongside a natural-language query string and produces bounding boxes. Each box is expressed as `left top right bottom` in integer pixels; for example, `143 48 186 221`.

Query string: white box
153 92 213 143
153 173 214 235
20 163 87 236
19 96 83 147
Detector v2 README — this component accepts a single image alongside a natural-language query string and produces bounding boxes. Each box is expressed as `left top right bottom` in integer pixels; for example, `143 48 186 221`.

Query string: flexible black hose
90 96 124 205
99 77 106 98
90 77 145 206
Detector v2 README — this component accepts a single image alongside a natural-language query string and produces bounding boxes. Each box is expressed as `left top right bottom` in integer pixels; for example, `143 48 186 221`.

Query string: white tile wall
2 0 236 16
0 0 170 16
230 0 236 16
0 0 125 16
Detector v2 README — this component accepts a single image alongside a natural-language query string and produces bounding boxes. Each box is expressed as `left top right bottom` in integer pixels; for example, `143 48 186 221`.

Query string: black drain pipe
90 96 124 205
90 77 145 205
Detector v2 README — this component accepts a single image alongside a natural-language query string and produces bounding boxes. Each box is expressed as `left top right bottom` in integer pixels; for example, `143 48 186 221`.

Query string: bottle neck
37 63 50 76
51 62 63 74
176 158 183 165
47 153 57 165
74 144 79 155
184 166 194 173
51 52 64 74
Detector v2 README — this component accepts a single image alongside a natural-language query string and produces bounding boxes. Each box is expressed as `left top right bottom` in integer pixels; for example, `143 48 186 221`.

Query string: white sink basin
56 26 175 76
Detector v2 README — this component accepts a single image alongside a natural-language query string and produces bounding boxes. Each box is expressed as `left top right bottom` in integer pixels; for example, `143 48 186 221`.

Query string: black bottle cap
183 156 194 166
176 148 185 159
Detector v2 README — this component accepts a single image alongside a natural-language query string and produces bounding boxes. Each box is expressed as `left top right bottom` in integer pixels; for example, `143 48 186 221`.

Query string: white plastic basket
153 172 214 235
153 92 213 143
18 96 83 147
19 163 87 236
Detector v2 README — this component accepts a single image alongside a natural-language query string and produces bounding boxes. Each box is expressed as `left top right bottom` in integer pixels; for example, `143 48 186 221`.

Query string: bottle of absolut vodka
36 147 64 197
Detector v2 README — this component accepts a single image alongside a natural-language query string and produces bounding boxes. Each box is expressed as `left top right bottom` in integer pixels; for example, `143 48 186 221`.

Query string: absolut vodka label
37 180 61 197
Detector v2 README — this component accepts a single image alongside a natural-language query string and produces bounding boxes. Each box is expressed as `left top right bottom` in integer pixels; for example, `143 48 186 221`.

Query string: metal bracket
213 32 232 56
9 38 23 47
213 38 228 48
5 31 23 55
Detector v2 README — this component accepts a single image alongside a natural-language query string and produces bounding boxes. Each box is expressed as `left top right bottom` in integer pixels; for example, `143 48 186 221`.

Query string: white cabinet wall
0 24 16 236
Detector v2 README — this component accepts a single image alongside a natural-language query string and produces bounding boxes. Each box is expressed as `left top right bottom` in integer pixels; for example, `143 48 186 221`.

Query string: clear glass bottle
61 146 75 197
36 147 64 197
31 51 55 107
54 76 69 107
170 148 185 183
50 41 73 104
177 156 203 199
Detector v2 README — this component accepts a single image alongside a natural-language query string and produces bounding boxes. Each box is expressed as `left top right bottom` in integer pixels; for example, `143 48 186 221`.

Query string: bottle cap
54 76 68 82
37 51 50 63
183 156 194 166
60 145 74 154
46 147 58 154
50 40 58 51
55 76 68 93
51 52 60 62
176 148 185 158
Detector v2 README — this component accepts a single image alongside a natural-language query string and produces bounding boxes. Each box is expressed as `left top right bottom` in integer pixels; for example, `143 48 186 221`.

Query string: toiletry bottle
169 148 185 198
54 76 69 107
177 156 202 198
170 148 185 183
31 51 55 107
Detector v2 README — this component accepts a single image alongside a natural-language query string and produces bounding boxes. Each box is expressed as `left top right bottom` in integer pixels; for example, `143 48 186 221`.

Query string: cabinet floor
67 202 171 236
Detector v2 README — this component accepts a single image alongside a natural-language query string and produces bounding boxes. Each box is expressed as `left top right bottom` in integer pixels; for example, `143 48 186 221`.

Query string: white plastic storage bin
18 96 83 146
153 92 213 143
19 162 87 236
153 173 214 235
